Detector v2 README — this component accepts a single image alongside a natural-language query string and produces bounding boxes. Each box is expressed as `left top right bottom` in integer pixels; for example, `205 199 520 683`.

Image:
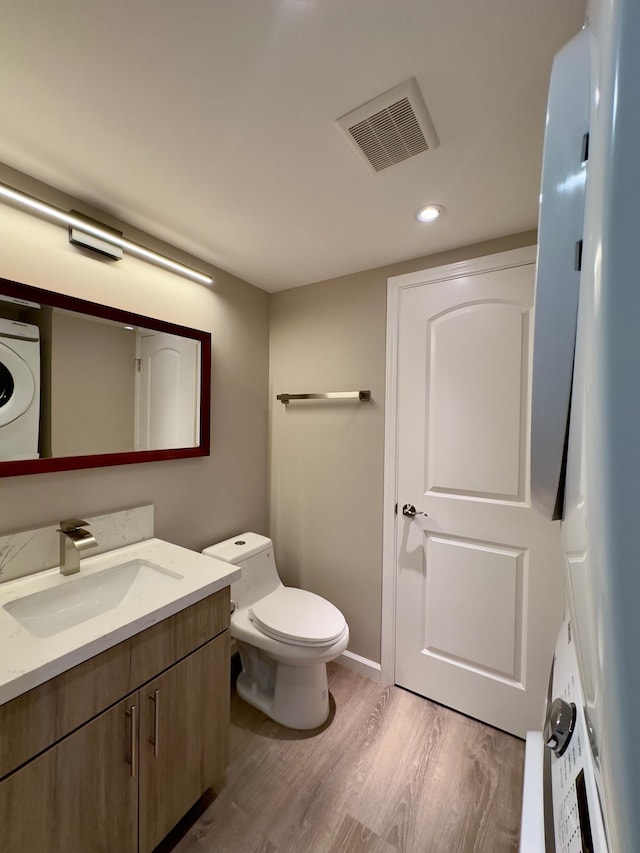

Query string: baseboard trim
338 650 382 682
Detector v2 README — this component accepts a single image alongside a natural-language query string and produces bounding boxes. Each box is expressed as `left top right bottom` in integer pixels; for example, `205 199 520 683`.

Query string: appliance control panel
547 619 608 852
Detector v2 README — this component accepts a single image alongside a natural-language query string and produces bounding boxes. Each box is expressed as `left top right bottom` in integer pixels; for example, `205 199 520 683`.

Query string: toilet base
236 649 330 730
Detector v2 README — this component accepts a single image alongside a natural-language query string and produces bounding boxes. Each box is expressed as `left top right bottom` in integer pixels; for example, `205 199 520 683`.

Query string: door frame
381 245 537 684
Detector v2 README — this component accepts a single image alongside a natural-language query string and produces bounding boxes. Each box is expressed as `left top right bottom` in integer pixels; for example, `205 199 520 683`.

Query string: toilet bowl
202 533 349 730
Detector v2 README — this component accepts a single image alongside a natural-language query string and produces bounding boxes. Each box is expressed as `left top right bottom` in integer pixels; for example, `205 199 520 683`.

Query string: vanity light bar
0 182 214 286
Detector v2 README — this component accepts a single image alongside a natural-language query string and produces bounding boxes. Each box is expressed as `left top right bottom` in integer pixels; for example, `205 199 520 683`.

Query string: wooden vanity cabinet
0 587 230 853
139 631 230 853
0 695 139 852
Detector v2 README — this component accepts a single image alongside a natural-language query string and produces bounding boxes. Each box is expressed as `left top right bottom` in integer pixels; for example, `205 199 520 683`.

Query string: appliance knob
544 698 577 757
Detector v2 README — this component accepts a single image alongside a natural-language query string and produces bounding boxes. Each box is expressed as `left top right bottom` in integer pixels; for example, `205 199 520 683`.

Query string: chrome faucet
57 518 98 576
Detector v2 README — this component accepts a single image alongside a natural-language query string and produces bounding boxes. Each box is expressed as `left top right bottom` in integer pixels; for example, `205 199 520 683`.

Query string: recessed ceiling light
415 204 445 223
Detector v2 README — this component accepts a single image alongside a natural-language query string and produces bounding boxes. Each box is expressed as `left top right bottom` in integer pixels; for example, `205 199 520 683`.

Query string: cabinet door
0 695 138 853
139 630 230 853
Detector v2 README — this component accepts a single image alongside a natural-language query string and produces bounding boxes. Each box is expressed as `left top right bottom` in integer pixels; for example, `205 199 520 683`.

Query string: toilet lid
249 587 346 646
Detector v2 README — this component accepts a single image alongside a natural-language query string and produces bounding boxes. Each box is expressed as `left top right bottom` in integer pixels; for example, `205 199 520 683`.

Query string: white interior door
135 331 200 450
388 248 564 737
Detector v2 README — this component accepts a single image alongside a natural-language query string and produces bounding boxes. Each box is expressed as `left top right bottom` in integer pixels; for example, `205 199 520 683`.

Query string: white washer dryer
0 317 40 460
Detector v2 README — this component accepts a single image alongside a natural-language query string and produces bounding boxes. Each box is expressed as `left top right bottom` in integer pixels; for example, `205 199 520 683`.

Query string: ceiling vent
337 78 439 173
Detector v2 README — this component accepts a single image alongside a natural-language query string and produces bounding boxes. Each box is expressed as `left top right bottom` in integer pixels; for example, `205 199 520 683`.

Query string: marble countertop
0 538 239 706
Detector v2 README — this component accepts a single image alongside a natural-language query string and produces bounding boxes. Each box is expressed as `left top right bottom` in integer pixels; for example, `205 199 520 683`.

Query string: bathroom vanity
0 535 240 853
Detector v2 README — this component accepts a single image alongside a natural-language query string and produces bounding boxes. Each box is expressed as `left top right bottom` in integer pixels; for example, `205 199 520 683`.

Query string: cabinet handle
150 688 160 757
126 703 138 777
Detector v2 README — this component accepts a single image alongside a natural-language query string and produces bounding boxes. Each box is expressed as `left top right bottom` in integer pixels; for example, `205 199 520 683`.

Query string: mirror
0 277 211 476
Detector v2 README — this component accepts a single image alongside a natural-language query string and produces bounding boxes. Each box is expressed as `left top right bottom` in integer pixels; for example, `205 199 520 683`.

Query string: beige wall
269 230 537 664
50 311 136 456
0 164 269 552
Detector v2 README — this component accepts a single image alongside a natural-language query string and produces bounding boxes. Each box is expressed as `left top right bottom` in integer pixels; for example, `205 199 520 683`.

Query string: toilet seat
249 587 346 647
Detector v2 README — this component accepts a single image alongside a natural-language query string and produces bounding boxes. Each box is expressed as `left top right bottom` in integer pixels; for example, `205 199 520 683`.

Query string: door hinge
135 357 142 372
394 502 398 516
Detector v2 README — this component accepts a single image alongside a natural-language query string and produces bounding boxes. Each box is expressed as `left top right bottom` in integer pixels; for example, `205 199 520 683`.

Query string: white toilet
202 533 349 730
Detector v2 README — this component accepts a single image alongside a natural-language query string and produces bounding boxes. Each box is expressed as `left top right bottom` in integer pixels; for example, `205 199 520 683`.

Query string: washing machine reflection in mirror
0 318 40 461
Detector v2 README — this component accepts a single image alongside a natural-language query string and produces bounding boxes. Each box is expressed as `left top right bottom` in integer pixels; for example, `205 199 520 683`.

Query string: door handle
402 503 427 518
149 688 160 758
126 703 138 778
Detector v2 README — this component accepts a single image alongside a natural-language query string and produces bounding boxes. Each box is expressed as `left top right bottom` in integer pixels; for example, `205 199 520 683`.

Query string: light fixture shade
69 211 124 260
0 182 214 285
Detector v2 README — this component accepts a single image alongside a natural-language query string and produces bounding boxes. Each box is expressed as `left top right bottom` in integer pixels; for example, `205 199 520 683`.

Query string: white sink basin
3 559 184 638
0 537 241 707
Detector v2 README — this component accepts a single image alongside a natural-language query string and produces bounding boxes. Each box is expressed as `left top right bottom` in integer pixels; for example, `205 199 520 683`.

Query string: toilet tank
202 532 281 608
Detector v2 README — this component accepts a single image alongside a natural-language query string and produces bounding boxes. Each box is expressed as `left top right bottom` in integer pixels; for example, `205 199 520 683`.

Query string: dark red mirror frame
0 277 211 477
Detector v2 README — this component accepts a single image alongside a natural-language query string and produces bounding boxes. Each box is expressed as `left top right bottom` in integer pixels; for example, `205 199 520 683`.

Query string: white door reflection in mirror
135 332 200 450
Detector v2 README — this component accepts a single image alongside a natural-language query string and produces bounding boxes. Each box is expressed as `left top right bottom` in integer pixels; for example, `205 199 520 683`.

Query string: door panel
428 303 527 499
393 254 564 737
138 632 229 853
0 696 138 853
424 535 524 680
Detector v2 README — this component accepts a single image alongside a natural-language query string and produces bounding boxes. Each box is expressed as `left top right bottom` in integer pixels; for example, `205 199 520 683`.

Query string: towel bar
277 390 371 405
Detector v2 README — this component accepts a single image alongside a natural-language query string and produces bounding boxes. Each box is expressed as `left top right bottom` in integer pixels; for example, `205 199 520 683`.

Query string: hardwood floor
162 662 525 853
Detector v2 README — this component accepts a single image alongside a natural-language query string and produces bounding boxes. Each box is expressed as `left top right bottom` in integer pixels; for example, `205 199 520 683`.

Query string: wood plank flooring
160 662 525 853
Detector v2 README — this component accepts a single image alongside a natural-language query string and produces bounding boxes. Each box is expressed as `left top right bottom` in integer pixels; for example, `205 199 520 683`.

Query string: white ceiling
0 0 585 293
